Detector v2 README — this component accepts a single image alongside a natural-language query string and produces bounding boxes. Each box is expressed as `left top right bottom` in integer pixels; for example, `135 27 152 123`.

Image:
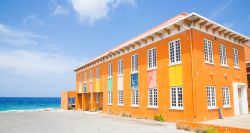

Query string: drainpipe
189 27 197 119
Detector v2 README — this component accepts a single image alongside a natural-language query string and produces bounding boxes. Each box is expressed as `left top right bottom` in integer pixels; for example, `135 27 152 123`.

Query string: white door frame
233 82 248 116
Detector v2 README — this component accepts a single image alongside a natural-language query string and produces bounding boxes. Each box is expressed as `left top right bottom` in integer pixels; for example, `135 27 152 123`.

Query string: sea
0 97 61 112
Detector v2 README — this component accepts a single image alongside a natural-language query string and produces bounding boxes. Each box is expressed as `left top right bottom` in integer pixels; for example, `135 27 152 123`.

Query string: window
108 92 112 105
170 87 183 109
169 39 181 64
204 39 214 63
131 54 138 73
207 86 216 108
219 44 227 66
118 90 124 105
84 71 87 83
118 59 123 76
233 48 239 68
89 70 92 82
148 88 157 107
148 48 157 69
96 93 99 103
131 90 139 106
222 87 230 107
79 73 82 82
108 63 112 78
96 67 100 80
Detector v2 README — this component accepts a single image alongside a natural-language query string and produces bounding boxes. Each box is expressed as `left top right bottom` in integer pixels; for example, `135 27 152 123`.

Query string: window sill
205 62 216 66
107 77 112 80
147 67 157 71
223 105 232 108
169 107 184 110
208 107 218 110
117 104 124 107
131 105 139 108
131 71 138 74
147 106 158 109
234 67 240 70
118 74 123 77
168 62 182 66
107 104 113 106
221 65 229 68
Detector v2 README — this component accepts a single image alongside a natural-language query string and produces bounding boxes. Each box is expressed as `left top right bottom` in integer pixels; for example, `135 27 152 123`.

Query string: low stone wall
176 121 250 133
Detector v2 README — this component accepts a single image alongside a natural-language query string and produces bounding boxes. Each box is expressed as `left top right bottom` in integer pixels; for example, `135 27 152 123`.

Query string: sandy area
0 110 190 133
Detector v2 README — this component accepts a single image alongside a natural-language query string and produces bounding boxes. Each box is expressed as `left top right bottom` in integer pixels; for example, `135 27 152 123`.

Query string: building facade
71 12 250 122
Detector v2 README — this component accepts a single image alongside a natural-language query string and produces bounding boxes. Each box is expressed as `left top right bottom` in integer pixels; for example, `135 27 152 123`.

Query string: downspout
189 26 197 119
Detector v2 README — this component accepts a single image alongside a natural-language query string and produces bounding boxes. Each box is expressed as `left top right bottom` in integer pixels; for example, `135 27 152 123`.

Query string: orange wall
75 28 247 122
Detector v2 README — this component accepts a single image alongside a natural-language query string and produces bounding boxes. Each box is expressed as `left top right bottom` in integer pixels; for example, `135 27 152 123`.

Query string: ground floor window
108 92 112 105
170 87 183 109
131 90 138 106
96 93 99 103
207 86 216 108
118 90 124 105
222 87 230 107
148 88 157 107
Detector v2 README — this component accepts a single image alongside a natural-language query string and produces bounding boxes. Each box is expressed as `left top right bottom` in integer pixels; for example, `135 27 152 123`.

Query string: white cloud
0 23 47 47
210 0 234 19
52 4 69 16
23 15 44 26
69 0 136 25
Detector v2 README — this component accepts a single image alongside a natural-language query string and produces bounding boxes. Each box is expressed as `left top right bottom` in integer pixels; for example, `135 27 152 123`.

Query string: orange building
68 12 250 122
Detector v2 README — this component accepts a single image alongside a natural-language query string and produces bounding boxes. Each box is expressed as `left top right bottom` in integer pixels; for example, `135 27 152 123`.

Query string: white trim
233 82 248 116
169 107 184 110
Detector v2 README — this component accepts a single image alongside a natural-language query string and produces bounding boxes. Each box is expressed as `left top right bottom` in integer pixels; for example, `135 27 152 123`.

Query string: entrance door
238 88 243 115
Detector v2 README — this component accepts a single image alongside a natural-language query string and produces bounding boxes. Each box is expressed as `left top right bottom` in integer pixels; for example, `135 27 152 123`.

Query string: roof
74 12 250 72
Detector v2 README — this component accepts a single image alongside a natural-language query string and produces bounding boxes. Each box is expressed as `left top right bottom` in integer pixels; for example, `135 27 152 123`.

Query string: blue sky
0 0 249 97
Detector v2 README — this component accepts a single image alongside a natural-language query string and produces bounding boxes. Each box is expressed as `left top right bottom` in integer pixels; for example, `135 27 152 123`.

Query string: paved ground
201 113 250 129
0 110 190 133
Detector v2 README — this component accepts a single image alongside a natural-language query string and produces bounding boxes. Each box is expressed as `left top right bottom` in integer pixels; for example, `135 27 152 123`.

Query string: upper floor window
84 71 87 83
204 39 214 63
169 39 181 64
118 59 123 76
233 48 239 68
89 70 93 82
219 44 227 66
148 48 156 69
131 54 138 73
96 67 100 80
108 63 112 78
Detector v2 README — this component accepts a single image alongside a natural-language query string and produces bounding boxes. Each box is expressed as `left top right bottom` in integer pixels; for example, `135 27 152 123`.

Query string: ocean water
0 97 61 111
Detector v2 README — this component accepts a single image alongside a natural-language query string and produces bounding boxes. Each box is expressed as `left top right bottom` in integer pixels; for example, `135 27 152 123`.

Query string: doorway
233 82 248 116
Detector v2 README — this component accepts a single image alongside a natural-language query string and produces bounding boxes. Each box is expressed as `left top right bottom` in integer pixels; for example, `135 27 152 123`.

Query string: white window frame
131 54 138 73
108 63 112 78
204 39 214 64
170 87 183 110
118 90 124 106
108 91 112 105
96 93 99 103
96 67 100 80
233 48 240 68
118 59 123 76
84 71 87 83
131 90 139 107
148 88 158 108
222 87 230 107
219 44 228 66
169 39 181 65
89 70 93 82
207 86 217 109
147 48 157 70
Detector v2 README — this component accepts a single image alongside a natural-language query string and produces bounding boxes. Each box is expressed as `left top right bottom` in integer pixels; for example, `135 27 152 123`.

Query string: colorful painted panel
84 83 87 93
95 81 100 92
131 73 138 90
169 65 182 86
148 70 157 88
118 76 123 90
108 78 112 92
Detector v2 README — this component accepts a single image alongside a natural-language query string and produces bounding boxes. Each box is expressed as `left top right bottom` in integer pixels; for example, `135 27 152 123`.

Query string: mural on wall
169 65 182 86
148 70 157 88
95 81 100 92
131 73 138 90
